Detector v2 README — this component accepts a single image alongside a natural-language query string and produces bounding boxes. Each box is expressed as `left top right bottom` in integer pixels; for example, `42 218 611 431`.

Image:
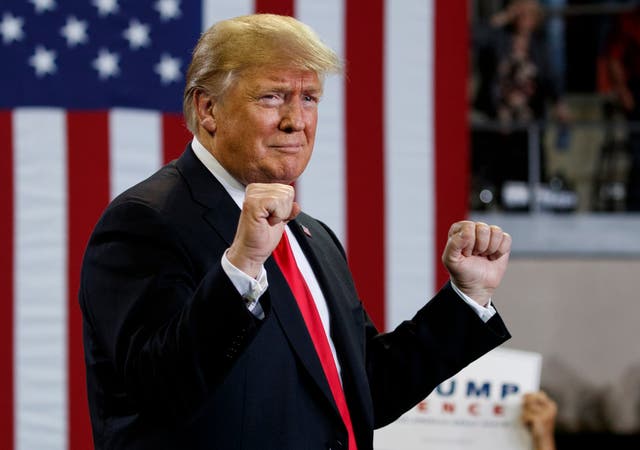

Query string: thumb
446 222 475 259
274 201 300 225
287 201 301 222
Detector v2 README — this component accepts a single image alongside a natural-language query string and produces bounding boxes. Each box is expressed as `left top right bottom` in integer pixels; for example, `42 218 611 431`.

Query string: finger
522 391 556 418
521 409 539 428
472 222 491 255
526 391 547 404
521 412 534 427
448 221 466 238
246 183 295 225
488 231 512 261
266 197 296 225
446 221 476 258
521 392 540 409
482 225 504 256
523 403 544 415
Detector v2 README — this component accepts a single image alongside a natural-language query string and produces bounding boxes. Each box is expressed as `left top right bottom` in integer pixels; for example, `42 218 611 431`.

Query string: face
198 67 322 185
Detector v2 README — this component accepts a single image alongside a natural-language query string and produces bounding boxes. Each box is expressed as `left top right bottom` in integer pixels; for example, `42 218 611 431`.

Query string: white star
92 48 119 79
155 0 181 21
0 13 25 44
29 45 56 77
123 19 150 50
29 0 56 14
60 16 88 47
155 54 181 84
93 0 119 17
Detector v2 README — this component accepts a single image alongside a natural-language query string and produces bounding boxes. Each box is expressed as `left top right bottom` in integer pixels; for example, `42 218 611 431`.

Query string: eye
302 94 319 105
258 93 284 106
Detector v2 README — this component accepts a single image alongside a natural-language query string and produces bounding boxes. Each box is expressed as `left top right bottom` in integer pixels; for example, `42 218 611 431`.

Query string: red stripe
434 0 469 288
0 111 14 450
162 113 192 164
67 112 110 450
345 0 385 330
254 0 294 16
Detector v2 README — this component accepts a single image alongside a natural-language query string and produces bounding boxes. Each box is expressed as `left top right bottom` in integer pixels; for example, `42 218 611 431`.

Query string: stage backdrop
0 0 468 448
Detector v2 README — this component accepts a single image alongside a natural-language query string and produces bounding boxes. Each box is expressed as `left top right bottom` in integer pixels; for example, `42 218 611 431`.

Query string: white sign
374 347 542 450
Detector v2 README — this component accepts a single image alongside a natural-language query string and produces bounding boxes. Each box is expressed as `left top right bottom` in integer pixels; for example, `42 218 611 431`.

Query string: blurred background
468 0 640 447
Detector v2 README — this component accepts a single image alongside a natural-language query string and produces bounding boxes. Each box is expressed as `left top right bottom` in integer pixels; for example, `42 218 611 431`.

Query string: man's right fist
227 183 300 278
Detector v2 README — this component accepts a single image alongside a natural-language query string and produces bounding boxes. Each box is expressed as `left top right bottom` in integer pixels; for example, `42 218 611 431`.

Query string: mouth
269 144 305 153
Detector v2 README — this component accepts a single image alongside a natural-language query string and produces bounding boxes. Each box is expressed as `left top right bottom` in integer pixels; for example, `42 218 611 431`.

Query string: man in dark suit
80 14 512 450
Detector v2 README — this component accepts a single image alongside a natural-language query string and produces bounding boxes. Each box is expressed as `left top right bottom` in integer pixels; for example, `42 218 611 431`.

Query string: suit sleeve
80 200 261 421
364 282 510 428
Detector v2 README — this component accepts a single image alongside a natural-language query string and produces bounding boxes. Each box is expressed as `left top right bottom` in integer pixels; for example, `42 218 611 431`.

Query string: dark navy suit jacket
79 146 510 450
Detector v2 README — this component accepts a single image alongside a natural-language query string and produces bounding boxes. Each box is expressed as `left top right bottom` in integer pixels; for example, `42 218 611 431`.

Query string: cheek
306 128 317 145
248 109 280 130
305 116 318 141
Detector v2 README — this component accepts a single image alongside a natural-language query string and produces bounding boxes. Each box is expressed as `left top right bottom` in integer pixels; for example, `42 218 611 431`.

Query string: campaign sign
374 347 542 450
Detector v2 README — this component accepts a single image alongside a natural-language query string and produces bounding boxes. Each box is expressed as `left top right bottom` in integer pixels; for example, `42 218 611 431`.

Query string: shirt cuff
450 281 496 323
221 250 268 319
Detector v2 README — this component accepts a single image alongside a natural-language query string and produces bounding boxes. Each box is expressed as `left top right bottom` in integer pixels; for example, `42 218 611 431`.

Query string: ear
194 90 217 134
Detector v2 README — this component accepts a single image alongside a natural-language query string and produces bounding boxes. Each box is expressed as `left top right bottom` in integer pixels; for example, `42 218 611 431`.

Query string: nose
279 99 305 133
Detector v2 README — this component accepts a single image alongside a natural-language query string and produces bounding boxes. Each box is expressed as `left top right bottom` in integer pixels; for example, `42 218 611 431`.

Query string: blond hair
183 14 342 133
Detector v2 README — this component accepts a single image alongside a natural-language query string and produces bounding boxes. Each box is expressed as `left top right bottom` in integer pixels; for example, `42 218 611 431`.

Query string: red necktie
272 231 358 450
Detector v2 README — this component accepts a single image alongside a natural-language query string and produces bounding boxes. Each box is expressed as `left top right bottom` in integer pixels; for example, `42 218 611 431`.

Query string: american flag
1 0 198 110
0 0 468 448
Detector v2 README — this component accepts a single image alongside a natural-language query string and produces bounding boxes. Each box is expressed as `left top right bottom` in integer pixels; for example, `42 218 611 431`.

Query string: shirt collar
191 135 245 209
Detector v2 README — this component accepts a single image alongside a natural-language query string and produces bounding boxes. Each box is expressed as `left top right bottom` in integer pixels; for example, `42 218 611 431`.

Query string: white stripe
14 108 68 450
109 109 163 200
295 0 347 246
201 0 254 30
384 0 435 330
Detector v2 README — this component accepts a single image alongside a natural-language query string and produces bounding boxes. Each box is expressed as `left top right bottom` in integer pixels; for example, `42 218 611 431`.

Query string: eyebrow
252 77 323 93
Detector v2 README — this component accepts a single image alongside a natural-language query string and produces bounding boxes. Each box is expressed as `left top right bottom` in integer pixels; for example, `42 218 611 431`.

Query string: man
80 14 512 450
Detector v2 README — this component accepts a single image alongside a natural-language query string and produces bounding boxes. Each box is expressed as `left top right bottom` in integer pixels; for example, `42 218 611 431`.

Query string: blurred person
488 0 570 126
79 14 512 450
472 0 571 209
603 362 640 434
522 391 558 450
604 6 640 211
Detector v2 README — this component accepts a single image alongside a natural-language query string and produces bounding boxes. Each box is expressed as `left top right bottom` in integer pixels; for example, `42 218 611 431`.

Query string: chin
248 172 298 185
246 160 308 185
272 165 307 185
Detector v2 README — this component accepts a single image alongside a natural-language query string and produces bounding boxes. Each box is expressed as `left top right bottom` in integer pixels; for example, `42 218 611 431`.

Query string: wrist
451 282 493 307
533 434 556 450
226 246 263 279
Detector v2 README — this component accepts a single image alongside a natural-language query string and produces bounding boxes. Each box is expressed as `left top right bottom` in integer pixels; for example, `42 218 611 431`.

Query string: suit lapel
176 146 341 416
265 257 339 415
175 145 239 245
289 217 373 420
288 217 364 369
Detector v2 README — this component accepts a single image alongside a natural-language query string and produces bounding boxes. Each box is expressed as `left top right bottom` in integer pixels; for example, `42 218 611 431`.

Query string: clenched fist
227 183 300 278
442 220 511 306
